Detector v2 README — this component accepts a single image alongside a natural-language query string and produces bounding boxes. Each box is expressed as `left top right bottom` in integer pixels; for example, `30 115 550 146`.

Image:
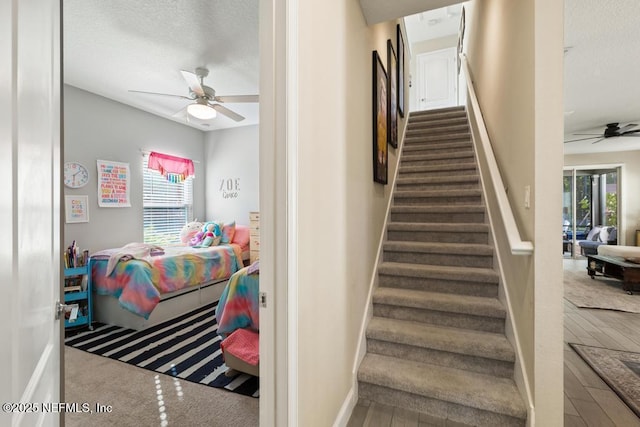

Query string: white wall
293 2 409 425
565 150 640 246
63 85 206 251
466 0 564 423
204 125 259 226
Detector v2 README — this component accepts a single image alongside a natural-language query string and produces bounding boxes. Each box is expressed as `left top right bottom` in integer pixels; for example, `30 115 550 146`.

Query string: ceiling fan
564 122 640 144
129 67 258 122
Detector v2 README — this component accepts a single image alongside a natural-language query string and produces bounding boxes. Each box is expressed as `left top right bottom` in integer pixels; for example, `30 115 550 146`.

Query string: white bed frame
93 278 228 330
92 252 250 330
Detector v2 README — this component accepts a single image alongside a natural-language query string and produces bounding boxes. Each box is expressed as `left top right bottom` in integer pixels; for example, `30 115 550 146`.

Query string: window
143 154 193 246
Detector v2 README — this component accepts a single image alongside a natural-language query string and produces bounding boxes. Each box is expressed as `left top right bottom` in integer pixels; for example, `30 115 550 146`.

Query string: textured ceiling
404 5 463 46
63 0 259 132
563 0 640 154
359 0 463 25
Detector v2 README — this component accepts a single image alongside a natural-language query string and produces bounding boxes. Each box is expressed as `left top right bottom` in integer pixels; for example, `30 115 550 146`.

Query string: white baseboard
332 383 356 427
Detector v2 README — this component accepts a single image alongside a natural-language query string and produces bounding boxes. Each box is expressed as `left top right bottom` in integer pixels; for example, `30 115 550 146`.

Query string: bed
91 226 251 330
215 262 260 376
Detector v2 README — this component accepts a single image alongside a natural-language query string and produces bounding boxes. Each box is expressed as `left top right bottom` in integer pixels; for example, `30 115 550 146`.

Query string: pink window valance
147 151 195 182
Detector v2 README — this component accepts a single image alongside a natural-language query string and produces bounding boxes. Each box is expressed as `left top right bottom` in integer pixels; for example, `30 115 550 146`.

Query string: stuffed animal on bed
199 221 222 247
180 221 203 245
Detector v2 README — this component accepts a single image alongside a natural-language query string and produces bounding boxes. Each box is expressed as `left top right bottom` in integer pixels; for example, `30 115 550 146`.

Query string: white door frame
259 0 296 425
1 0 63 425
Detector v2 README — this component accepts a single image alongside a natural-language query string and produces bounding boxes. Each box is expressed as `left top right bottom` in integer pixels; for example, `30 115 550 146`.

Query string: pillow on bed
232 225 251 249
220 221 236 244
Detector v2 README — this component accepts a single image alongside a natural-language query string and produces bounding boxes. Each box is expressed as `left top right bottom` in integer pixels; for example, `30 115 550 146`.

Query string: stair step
409 107 466 121
373 287 504 333
366 317 515 377
393 189 482 206
398 162 477 178
374 287 505 319
387 222 489 244
358 354 526 426
378 262 498 297
402 140 472 155
409 116 469 130
401 150 474 167
390 205 485 224
383 241 493 268
404 132 471 144
395 176 480 191
407 124 469 137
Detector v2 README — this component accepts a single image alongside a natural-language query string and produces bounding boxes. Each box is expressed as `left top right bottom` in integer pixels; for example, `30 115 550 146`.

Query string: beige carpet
564 258 640 313
570 343 640 418
64 347 258 427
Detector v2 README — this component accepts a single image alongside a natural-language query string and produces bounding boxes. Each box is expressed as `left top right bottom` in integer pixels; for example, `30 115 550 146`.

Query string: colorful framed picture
372 50 388 185
397 24 405 118
64 195 89 223
387 39 398 149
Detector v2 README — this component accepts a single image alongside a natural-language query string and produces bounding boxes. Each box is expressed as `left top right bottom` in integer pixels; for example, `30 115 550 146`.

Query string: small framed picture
65 195 90 223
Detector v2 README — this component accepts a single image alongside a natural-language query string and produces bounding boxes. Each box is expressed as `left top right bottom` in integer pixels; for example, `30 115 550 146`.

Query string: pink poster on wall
97 159 131 207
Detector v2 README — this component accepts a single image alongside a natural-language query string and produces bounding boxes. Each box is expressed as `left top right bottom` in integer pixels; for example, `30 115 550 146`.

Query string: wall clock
64 161 89 188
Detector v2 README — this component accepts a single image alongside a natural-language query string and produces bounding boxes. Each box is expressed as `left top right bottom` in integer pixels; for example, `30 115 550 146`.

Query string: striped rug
64 302 259 398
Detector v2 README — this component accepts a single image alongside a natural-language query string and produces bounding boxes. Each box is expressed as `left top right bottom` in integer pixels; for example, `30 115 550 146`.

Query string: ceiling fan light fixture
187 102 217 120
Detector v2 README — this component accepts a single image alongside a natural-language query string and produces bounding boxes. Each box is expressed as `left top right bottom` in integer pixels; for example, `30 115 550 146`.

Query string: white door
416 47 458 111
0 1 62 426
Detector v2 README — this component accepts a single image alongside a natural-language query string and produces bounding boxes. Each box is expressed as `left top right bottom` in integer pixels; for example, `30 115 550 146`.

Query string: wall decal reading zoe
220 178 240 199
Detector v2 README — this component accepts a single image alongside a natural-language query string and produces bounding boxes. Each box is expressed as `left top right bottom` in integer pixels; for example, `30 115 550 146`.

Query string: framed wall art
372 50 388 185
65 195 89 223
387 39 398 149
397 24 405 118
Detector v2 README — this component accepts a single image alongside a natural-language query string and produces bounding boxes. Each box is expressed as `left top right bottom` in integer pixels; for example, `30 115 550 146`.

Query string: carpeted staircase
357 106 527 426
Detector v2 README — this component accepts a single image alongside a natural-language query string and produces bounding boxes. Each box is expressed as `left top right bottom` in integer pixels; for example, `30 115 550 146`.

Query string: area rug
570 343 640 417
564 263 640 313
64 302 259 398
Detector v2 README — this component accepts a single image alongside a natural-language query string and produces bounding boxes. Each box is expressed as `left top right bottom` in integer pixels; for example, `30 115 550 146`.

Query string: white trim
460 54 533 255
14 343 54 426
332 386 356 427
287 0 299 424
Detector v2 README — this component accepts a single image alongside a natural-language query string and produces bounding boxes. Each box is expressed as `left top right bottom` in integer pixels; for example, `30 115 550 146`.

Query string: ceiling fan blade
211 104 245 122
129 90 193 100
564 136 604 143
214 95 259 103
571 133 604 136
616 123 637 134
180 70 205 97
591 138 606 144
621 129 640 136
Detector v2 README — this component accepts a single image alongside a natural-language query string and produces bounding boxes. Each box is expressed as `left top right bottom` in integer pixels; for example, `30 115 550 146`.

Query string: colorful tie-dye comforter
91 243 242 319
215 263 260 339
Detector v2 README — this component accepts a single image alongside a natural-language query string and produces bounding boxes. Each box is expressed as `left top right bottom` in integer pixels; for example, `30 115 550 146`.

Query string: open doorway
61 2 263 425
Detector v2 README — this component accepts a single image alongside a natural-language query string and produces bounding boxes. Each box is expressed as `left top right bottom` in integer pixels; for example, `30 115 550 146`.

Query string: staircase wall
464 1 564 424
293 3 411 425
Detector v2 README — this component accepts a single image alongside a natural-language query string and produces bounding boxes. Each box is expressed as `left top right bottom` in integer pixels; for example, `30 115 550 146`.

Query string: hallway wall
294 1 409 425
465 0 564 423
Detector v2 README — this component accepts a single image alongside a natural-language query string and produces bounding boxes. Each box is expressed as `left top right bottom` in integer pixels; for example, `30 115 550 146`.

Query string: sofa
577 225 617 256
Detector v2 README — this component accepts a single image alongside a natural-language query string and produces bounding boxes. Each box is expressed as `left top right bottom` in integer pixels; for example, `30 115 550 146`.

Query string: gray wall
63 85 206 252
204 125 259 226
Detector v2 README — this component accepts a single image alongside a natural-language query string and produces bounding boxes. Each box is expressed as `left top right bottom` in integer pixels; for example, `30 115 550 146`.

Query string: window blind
143 154 193 246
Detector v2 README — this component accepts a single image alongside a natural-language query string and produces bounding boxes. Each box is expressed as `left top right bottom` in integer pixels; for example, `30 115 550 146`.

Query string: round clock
64 161 89 188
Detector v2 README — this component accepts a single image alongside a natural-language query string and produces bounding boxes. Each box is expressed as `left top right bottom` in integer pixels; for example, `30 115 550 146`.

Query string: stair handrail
460 54 534 256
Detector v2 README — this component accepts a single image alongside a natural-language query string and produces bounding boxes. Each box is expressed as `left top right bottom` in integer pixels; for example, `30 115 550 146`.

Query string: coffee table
587 254 640 295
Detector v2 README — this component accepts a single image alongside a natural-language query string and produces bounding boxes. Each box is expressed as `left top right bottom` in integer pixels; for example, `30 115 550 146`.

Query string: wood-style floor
347 259 640 426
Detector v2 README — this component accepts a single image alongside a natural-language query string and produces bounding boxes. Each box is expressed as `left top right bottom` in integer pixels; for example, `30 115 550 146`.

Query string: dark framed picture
387 39 398 149
457 7 466 74
397 24 405 118
372 50 388 185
